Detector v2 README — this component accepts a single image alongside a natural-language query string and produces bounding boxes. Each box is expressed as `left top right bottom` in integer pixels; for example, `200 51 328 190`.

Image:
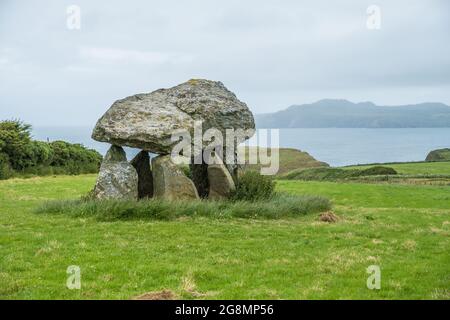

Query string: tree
0 120 33 170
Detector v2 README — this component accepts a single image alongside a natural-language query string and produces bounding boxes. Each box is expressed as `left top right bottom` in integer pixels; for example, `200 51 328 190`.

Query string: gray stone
93 145 138 200
151 155 199 200
91 79 255 154
190 160 209 198
207 164 236 200
130 151 153 199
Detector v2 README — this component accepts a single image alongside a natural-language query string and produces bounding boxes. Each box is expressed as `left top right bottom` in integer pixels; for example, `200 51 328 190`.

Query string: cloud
0 0 449 125
78 47 193 65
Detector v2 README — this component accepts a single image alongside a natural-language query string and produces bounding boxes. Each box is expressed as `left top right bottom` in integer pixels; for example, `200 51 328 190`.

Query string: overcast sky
1 0 449 126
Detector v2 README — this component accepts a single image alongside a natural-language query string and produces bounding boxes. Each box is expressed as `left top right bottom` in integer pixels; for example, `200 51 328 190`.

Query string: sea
32 127 450 167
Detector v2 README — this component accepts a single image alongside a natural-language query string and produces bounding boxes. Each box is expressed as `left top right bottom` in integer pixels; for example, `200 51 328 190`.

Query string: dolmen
91 79 255 200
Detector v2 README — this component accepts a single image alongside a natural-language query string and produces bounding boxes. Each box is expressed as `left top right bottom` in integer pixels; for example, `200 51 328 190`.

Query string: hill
239 147 328 176
255 99 450 128
426 148 450 161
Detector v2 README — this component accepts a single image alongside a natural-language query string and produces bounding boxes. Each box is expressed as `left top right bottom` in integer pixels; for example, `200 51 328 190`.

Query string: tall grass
35 194 331 221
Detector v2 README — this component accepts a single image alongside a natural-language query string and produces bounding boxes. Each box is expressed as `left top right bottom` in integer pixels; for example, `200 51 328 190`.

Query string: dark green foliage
282 166 397 181
35 194 331 221
0 153 13 179
0 120 103 179
359 166 397 176
48 140 102 173
231 171 276 201
0 120 32 170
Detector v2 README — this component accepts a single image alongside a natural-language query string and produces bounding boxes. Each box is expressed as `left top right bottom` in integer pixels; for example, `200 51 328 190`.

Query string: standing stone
152 155 199 200
93 145 138 200
207 164 236 200
130 151 153 199
190 158 209 198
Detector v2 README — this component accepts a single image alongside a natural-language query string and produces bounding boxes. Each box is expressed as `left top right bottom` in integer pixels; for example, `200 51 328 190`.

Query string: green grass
344 161 450 175
277 180 450 209
1 175 449 299
35 194 331 221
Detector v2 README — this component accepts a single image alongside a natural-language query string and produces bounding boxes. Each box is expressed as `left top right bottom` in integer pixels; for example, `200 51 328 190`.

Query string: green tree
0 120 32 170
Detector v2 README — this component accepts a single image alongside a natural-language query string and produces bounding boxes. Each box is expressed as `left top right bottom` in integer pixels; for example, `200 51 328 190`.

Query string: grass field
1 174 449 299
344 161 450 175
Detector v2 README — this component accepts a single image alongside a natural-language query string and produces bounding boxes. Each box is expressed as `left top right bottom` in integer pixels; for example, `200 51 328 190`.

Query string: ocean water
32 127 450 167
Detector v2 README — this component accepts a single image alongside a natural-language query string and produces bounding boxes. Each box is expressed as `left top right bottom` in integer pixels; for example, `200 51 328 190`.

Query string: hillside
426 148 450 161
239 147 328 176
255 99 450 128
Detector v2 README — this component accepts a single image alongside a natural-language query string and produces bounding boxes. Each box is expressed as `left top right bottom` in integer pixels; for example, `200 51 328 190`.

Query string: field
1 170 449 300
344 161 450 175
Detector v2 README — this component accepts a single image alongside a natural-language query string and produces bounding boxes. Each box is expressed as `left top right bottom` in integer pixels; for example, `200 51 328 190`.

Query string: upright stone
152 155 199 200
130 151 153 199
93 145 138 200
207 164 236 200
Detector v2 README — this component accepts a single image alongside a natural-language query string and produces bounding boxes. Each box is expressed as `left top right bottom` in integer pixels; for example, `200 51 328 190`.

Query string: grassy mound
239 147 328 176
281 166 397 181
426 148 450 162
35 194 331 221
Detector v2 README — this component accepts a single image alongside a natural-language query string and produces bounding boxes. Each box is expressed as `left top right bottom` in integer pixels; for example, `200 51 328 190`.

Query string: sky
0 0 449 126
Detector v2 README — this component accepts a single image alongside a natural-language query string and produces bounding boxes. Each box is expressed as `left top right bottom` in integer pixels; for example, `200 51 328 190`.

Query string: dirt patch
133 289 178 300
319 211 339 223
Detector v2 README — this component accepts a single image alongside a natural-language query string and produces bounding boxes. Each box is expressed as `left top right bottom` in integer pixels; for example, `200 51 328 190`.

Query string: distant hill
426 148 450 162
255 99 450 128
239 147 329 176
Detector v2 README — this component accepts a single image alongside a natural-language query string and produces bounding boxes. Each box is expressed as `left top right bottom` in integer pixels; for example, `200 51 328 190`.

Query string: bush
0 120 103 179
0 153 13 180
0 120 32 170
281 166 397 181
49 140 102 169
35 194 331 221
231 171 276 201
360 166 397 176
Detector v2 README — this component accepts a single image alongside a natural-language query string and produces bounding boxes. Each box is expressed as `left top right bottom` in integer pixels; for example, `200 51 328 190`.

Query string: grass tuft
34 194 331 221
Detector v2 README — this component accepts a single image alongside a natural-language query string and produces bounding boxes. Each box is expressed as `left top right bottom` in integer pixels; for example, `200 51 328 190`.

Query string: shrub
0 153 13 180
0 120 103 178
360 166 397 176
49 140 102 169
0 120 32 170
281 166 397 181
231 171 276 201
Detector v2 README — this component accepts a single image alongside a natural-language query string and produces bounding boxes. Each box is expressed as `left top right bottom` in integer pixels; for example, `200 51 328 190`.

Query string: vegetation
231 171 276 201
343 161 450 175
239 146 328 176
426 148 450 162
36 194 330 221
281 166 397 181
1 173 449 299
0 120 102 179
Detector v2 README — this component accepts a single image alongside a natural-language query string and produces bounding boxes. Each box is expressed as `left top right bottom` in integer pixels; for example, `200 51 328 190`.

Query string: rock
426 148 450 162
91 79 255 154
190 160 209 198
130 151 153 199
207 164 236 200
93 145 138 200
319 212 339 223
151 155 199 200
